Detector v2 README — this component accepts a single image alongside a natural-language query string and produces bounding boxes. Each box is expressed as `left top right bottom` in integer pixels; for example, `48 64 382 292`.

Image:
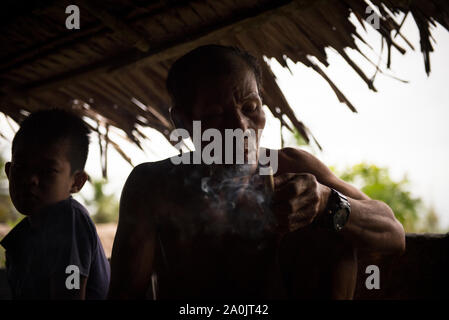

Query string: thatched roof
1 0 448 168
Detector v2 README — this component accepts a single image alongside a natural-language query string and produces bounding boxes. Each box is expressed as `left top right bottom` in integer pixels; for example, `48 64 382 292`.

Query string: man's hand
272 173 331 233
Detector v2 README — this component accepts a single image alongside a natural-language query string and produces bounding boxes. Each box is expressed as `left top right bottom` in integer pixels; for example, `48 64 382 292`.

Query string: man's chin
209 163 258 177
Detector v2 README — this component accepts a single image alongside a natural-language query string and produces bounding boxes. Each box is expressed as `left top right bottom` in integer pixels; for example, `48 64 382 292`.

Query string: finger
275 210 311 233
291 196 320 223
288 210 308 223
272 179 308 203
273 199 316 227
288 206 316 224
273 173 297 188
295 191 320 212
288 217 313 232
272 187 317 216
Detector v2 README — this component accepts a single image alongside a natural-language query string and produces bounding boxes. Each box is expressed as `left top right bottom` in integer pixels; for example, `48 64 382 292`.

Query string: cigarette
264 166 274 194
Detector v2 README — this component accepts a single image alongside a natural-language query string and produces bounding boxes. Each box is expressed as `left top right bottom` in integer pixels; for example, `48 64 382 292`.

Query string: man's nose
227 108 248 131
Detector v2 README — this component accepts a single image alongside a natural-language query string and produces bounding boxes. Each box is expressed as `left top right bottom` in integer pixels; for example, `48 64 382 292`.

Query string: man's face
5 139 78 215
180 64 266 164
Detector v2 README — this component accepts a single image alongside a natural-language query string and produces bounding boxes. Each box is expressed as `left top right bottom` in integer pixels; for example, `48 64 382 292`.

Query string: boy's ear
5 162 11 180
70 171 88 193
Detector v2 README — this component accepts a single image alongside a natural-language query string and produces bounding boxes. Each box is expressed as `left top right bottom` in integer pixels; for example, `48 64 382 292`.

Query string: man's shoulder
122 155 206 216
126 154 198 189
122 157 183 205
130 157 176 177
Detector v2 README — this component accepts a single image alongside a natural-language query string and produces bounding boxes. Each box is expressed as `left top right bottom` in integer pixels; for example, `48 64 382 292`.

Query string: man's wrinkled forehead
192 65 259 104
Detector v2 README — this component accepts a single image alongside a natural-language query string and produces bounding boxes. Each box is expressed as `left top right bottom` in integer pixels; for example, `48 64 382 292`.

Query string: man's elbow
382 202 406 255
391 217 406 254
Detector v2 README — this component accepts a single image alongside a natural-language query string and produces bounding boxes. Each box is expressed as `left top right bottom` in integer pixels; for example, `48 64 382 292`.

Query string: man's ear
4 162 11 180
70 171 88 193
170 107 183 129
170 107 192 134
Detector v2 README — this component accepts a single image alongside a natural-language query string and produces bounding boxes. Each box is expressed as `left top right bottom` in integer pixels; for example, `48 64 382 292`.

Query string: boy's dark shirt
0 197 110 299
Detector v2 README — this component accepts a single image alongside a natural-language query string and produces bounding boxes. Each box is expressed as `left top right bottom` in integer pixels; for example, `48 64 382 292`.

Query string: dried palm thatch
0 0 448 174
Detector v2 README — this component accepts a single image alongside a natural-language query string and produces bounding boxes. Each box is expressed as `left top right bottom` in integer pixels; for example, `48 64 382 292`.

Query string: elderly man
108 45 405 300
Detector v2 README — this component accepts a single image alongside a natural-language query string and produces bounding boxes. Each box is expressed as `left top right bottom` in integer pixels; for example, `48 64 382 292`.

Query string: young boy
0 109 110 299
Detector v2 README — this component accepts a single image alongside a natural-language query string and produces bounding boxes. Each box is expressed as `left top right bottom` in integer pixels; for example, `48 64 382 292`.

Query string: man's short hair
166 45 262 110
12 109 91 173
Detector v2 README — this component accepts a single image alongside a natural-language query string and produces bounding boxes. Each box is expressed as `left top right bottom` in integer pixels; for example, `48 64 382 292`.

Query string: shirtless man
108 45 405 300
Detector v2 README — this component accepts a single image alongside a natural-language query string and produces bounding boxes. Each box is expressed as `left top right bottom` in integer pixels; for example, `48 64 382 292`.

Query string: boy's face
5 139 87 216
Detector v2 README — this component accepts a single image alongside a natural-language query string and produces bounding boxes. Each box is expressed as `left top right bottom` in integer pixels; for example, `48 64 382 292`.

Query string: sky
267 15 449 229
1 13 448 229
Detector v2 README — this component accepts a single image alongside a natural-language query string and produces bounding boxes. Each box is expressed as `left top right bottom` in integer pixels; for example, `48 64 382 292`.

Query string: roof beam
0 22 105 73
77 0 151 52
1 0 327 102
0 0 175 73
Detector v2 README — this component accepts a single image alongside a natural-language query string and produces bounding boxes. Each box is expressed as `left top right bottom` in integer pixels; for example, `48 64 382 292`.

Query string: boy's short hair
12 109 91 173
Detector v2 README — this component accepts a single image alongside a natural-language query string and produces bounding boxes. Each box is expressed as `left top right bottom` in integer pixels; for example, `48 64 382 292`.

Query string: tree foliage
82 178 119 224
286 128 440 233
335 163 438 232
0 154 20 224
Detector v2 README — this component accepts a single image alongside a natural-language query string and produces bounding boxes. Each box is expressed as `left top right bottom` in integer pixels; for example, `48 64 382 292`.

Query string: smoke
170 164 278 243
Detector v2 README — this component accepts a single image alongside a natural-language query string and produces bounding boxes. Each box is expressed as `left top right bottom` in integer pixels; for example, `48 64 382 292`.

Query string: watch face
333 208 349 231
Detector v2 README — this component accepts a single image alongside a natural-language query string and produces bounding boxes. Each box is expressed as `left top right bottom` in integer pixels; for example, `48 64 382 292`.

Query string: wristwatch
321 188 351 232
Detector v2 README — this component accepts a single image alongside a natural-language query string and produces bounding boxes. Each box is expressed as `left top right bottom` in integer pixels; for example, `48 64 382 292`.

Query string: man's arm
276 147 405 254
108 164 157 299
